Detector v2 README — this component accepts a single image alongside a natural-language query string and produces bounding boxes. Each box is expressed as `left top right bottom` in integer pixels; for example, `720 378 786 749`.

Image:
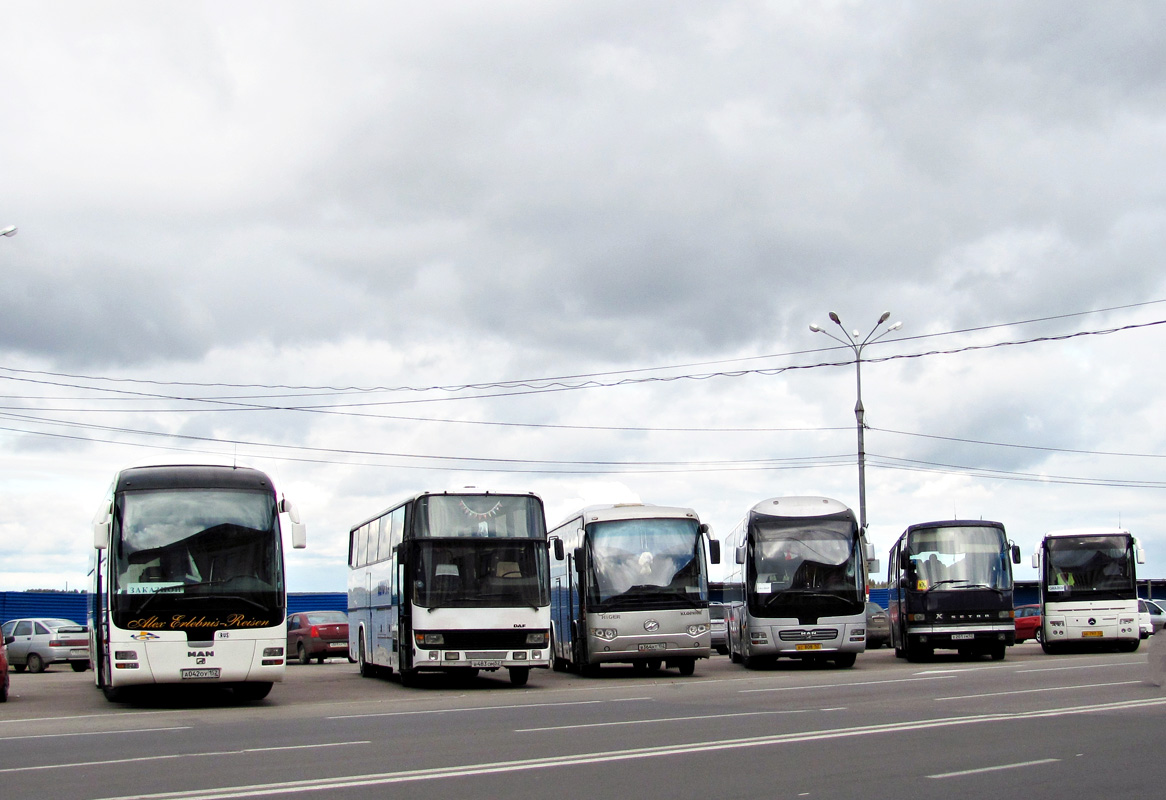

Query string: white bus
348 489 556 687
89 465 307 702
725 496 877 668
1033 528 1144 653
547 504 720 676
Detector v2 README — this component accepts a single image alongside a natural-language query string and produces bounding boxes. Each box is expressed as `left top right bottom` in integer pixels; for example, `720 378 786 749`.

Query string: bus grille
435 629 545 649
778 629 838 642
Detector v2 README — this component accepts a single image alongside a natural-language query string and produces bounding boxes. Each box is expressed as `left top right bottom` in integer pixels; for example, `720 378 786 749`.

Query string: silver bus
548 504 720 676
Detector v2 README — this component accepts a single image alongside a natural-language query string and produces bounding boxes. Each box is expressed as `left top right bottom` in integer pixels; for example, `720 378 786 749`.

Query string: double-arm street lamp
0 226 16 237
809 311 902 532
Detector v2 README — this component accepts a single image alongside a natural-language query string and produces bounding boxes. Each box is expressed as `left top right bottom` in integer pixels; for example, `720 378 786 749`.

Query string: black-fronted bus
724 496 876 669
89 465 307 702
887 519 1020 662
348 490 555 687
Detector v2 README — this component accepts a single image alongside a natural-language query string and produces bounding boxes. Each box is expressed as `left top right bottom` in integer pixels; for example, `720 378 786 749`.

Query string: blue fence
0 592 348 625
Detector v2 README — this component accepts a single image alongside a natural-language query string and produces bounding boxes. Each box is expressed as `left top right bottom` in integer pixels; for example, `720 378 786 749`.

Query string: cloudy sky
3 2 1166 594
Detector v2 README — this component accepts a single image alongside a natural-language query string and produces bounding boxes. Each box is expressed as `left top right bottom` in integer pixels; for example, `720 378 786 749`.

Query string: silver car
0 618 90 673
709 603 728 655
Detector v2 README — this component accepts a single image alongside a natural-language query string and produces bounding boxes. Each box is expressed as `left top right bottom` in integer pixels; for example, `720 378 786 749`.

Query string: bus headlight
263 647 284 657
525 632 548 646
686 624 709 636
1000 610 1014 619
590 628 618 641
416 632 444 647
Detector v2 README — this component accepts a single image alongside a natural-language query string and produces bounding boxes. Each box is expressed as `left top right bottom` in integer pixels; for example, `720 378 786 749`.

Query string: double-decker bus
348 489 555 687
89 465 307 702
887 520 1020 661
1032 528 1144 653
547 504 720 676
724 496 876 669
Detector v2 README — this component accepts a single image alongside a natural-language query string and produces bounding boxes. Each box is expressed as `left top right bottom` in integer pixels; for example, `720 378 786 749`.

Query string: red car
1014 604 1042 643
287 611 349 664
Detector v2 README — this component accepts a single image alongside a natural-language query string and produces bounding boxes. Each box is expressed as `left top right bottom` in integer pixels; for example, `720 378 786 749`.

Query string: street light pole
809 311 902 532
0 225 16 237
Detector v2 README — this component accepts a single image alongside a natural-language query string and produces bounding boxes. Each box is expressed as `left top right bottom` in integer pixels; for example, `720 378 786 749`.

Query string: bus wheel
833 653 857 668
399 669 418 687
1117 639 1141 653
676 658 695 676
99 660 125 703
989 644 1006 661
509 667 530 687
1040 640 1058 655
358 637 375 678
234 682 273 703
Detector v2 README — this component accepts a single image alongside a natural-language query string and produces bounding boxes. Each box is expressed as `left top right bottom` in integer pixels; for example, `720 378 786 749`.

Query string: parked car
287 611 349 664
0 618 89 673
865 602 890 648
1 630 11 701
709 603 728 655
1139 599 1165 638
1147 599 1166 634
1014 604 1042 643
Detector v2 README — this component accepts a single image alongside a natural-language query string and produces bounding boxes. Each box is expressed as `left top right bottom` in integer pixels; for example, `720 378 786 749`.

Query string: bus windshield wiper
925 579 969 591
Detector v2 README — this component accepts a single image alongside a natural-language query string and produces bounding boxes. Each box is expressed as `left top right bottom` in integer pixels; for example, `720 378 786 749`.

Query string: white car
1141 599 1166 637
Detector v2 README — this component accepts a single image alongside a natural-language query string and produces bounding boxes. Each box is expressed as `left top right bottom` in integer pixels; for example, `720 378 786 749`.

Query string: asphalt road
2 639 1165 800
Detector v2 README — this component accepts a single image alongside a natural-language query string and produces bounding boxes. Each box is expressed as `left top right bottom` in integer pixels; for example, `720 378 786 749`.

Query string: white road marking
0 741 371 775
328 696 652 720
928 757 1061 779
936 680 1141 701
739 675 954 693
515 707 843 732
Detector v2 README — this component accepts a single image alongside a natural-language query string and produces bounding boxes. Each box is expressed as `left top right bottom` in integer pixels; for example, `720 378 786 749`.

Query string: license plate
952 633 975 640
329 642 346 648
1082 630 1104 638
71 648 88 657
638 642 667 652
181 668 221 680
470 660 503 668
795 643 822 651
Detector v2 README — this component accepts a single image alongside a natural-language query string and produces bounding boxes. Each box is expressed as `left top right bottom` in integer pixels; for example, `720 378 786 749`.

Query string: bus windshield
111 488 282 622
748 516 863 617
1045 535 1135 598
586 518 706 609
412 539 549 609
908 525 1010 592
416 495 546 539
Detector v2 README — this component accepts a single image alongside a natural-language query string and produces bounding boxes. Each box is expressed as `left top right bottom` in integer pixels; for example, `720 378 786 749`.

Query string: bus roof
556 503 701 528
1043 527 1131 539
748 496 852 520
114 464 274 493
349 489 543 533
904 519 1006 535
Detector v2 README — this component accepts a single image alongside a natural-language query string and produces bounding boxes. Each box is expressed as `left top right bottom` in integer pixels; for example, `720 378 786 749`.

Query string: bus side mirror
735 545 746 565
552 538 565 561
573 546 584 564
279 498 307 549
1031 553 1040 569
1011 544 1021 564
899 551 909 571
867 558 881 574
92 503 112 550
1136 546 1146 565
708 539 721 565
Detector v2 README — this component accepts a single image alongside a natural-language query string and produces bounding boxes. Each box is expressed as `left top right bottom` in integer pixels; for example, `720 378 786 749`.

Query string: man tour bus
547 503 720 676
1033 528 1144 653
887 519 1020 661
724 496 877 669
89 465 306 702
348 489 556 687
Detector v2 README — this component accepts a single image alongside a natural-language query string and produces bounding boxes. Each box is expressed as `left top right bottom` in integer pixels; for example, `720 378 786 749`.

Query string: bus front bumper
414 648 549 671
905 624 1015 649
